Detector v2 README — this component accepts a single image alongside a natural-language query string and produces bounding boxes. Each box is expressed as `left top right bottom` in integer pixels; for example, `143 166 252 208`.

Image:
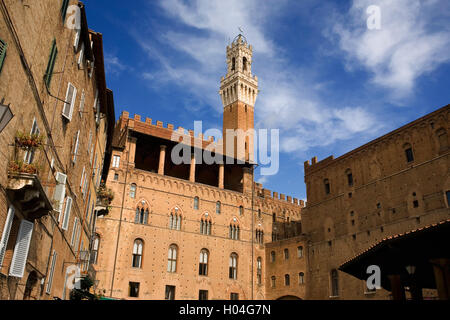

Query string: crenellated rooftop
119 111 225 150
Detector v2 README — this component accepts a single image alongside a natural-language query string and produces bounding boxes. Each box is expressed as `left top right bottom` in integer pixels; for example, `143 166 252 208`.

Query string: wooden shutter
82 171 89 197
45 39 57 88
62 197 73 230
53 172 67 216
78 42 84 67
75 223 81 252
62 82 77 121
73 130 80 163
0 39 7 73
80 166 85 188
73 29 80 51
71 218 78 247
79 90 85 116
94 90 100 125
61 0 69 22
9 220 34 278
0 206 15 267
46 251 57 294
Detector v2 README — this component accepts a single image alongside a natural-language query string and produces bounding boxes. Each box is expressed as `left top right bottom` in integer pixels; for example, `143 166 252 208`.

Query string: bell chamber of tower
220 34 259 162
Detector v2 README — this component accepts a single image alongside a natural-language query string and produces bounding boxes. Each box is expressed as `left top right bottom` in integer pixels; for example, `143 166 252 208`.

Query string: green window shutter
0 39 7 73
45 39 58 88
61 0 70 23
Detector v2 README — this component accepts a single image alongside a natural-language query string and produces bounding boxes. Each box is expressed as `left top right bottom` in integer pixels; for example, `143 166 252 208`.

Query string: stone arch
277 295 302 300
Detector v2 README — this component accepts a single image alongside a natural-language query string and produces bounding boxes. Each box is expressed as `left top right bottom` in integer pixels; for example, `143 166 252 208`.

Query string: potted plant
8 160 38 175
15 132 45 149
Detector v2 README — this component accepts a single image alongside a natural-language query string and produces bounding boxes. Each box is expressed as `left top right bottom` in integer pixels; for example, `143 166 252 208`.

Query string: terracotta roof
340 218 450 269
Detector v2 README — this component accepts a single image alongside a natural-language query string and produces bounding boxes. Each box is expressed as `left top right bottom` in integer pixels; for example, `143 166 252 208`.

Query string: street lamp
0 102 14 133
406 265 416 275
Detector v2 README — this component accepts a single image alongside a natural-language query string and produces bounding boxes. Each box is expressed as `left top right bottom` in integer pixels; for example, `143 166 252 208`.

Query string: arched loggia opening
276 295 302 300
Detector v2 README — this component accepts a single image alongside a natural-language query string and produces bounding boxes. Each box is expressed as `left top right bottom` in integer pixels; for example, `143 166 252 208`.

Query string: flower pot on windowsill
14 132 45 150
8 160 39 175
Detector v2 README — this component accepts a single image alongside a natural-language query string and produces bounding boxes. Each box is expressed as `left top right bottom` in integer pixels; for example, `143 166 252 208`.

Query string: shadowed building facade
302 105 449 300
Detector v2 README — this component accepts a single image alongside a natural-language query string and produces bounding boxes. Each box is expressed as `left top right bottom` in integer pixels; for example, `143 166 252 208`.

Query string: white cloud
134 0 383 156
331 0 450 99
104 53 128 76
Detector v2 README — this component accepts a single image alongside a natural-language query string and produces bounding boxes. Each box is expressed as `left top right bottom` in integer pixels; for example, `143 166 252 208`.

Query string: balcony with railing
95 182 114 216
6 132 53 220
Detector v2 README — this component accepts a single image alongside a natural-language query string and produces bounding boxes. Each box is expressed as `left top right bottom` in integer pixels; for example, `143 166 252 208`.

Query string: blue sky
84 0 450 201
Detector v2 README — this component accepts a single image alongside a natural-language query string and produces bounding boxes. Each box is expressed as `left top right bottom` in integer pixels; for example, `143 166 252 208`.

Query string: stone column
127 137 137 167
218 164 224 189
242 167 253 195
189 154 196 182
388 274 405 301
158 145 166 175
430 258 450 300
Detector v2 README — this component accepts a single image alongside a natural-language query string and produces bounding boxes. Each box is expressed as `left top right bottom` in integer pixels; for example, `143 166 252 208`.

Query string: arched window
324 179 331 195
169 207 182 230
284 248 289 260
229 253 238 280
271 276 276 288
132 239 143 268
135 208 148 225
346 169 353 186
272 213 276 222
231 57 236 71
297 246 303 258
258 209 261 219
239 206 243 216
199 249 209 276
92 234 100 264
436 128 448 151
130 184 137 198
257 257 262 285
243 57 247 71
167 244 178 273
403 143 414 163
229 223 240 240
256 229 264 244
285 274 290 286
271 251 276 262
194 197 199 210
299 272 305 285
331 269 339 297
200 214 212 235
216 201 221 214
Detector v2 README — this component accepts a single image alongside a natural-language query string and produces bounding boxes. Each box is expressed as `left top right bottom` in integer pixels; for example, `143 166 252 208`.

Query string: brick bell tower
220 34 259 163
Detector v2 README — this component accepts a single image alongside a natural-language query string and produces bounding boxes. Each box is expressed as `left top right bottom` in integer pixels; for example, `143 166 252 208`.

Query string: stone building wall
302 105 449 300
0 0 114 300
264 236 307 300
93 113 304 300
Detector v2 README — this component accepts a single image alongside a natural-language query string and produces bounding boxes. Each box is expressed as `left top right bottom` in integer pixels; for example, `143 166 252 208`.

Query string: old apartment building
0 0 114 300
94 35 307 300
